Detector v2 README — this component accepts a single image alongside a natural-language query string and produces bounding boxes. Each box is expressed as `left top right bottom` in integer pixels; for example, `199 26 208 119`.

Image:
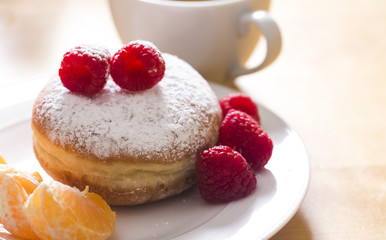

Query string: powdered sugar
33 54 221 162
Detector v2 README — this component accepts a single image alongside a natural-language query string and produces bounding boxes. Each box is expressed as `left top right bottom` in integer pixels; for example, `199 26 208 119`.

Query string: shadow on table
269 210 312 240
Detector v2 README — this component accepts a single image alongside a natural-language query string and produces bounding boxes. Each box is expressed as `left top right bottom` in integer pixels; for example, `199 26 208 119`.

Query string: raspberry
196 145 257 203
219 93 260 123
110 40 166 91
59 45 111 95
218 110 273 171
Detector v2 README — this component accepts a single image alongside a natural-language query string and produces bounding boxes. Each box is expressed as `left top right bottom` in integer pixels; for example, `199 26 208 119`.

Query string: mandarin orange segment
0 155 6 164
0 168 42 239
24 181 116 240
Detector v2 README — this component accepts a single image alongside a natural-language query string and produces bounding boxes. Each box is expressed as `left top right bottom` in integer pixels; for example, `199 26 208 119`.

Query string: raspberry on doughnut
59 45 111 95
110 40 166 92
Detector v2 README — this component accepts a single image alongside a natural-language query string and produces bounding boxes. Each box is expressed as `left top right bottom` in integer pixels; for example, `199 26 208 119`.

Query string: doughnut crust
31 54 222 206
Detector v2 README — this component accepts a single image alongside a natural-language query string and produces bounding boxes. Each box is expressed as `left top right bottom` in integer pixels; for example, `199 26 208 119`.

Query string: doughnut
31 54 222 206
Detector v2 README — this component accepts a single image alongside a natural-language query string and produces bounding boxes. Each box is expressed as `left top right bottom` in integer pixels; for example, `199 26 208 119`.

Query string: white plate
0 79 310 240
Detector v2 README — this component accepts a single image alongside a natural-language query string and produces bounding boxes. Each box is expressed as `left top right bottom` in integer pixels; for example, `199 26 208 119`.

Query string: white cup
109 0 281 87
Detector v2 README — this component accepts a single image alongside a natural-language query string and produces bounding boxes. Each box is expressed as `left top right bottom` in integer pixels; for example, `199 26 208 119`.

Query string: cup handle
232 10 282 78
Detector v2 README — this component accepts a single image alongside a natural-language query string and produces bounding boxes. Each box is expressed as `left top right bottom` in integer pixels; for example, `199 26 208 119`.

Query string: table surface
0 0 385 239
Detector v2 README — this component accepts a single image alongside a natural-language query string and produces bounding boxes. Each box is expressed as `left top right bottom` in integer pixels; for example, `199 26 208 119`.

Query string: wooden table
0 0 385 239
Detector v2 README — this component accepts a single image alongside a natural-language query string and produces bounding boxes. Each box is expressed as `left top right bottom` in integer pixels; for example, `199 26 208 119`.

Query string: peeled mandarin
0 166 42 239
0 155 6 164
24 181 116 240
